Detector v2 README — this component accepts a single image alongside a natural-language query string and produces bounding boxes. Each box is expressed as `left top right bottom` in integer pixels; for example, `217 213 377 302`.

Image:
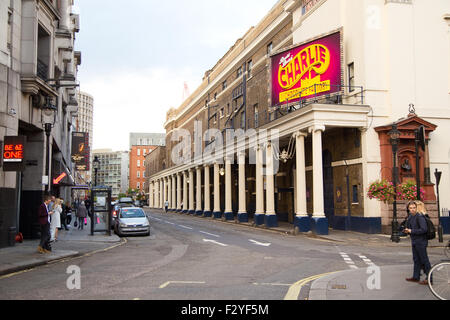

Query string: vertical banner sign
271 30 343 106
71 132 89 171
2 136 26 172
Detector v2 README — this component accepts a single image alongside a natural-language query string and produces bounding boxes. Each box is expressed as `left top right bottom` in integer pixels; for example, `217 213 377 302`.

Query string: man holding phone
37 195 54 254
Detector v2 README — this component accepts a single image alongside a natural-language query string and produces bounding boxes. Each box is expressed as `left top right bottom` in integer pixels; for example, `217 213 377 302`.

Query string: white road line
159 281 206 289
203 239 228 247
249 239 271 247
178 225 193 230
165 221 175 225
199 231 220 238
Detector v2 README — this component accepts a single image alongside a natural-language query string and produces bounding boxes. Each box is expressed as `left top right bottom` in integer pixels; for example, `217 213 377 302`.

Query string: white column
189 169 194 213
157 179 161 208
295 132 308 217
204 165 211 214
183 171 188 212
196 167 202 214
238 151 246 215
59 0 70 30
224 156 233 219
213 162 221 216
310 125 326 217
167 176 172 209
255 145 265 216
265 142 276 215
177 173 182 211
172 175 176 211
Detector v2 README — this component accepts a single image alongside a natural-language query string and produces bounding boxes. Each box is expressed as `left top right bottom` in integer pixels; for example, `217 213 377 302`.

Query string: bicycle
428 240 450 300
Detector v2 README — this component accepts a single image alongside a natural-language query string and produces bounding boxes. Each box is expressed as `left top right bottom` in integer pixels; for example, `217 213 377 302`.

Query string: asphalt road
0 209 444 300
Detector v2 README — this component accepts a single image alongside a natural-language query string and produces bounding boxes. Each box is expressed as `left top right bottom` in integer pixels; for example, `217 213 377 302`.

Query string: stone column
59 0 70 30
213 162 222 218
172 175 176 211
224 156 233 221
254 145 265 225
149 182 153 208
294 132 309 232
176 173 182 211
167 176 172 210
183 171 188 213
203 165 212 217
189 169 195 214
237 151 248 222
195 167 203 215
309 125 328 235
265 142 278 227
158 179 162 209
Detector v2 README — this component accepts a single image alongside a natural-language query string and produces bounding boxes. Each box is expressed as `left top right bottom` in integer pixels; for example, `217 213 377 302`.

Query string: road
0 209 443 300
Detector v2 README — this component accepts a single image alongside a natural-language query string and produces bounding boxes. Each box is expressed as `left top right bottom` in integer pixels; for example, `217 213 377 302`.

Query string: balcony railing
37 58 49 81
267 83 365 124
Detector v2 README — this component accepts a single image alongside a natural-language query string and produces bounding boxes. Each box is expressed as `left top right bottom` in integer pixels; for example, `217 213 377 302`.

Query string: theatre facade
147 0 450 235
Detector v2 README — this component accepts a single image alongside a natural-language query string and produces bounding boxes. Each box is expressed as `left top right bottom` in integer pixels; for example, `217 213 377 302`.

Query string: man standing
404 200 432 285
38 195 53 254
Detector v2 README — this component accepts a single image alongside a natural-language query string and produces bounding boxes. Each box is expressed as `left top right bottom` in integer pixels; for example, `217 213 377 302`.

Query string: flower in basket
367 179 395 203
397 180 426 201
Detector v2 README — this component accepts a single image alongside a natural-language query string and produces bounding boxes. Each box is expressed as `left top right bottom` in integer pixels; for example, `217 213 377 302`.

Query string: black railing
37 58 48 81
268 83 365 124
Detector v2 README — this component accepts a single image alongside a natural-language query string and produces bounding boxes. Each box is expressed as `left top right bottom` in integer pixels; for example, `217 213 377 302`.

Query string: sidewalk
148 208 450 248
309 264 438 300
0 218 121 277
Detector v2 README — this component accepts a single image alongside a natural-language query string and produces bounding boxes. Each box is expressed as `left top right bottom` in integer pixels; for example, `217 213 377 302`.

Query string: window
137 171 140 178
267 42 273 55
227 103 230 115
254 104 259 127
237 66 243 78
352 185 359 204
137 160 140 167
247 60 253 78
137 182 140 189
214 92 217 100
348 62 355 92
222 80 227 90
7 10 12 51
137 149 140 156
220 108 224 118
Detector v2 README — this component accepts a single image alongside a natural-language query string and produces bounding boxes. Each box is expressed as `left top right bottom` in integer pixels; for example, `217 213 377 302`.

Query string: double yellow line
284 271 339 300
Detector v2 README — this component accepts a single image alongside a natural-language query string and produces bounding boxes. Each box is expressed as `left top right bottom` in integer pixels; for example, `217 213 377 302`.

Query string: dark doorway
323 150 334 227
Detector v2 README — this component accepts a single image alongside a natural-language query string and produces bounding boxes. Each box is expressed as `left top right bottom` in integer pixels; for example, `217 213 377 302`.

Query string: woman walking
76 201 88 230
50 198 62 242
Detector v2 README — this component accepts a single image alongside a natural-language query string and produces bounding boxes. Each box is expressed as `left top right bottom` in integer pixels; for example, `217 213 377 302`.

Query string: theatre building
148 0 450 235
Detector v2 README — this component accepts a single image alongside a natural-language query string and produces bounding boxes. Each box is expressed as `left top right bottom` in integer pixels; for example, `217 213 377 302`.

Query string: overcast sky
74 0 277 151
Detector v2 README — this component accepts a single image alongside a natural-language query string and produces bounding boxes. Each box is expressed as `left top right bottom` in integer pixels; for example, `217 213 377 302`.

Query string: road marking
164 221 175 225
203 239 228 247
199 231 220 238
178 225 193 230
284 271 340 300
253 282 291 287
358 254 376 266
249 239 271 247
339 251 359 270
159 281 206 289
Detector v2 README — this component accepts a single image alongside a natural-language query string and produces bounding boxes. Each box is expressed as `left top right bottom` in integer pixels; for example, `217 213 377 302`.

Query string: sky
74 0 278 151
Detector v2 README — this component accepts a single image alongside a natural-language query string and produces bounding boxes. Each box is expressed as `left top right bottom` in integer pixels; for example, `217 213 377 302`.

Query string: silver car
114 207 150 237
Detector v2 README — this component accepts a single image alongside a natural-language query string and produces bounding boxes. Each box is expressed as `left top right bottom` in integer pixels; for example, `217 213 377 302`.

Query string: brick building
129 133 165 195
148 0 450 235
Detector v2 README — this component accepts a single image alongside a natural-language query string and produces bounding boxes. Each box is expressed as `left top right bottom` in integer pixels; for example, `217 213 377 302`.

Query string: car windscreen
120 209 146 218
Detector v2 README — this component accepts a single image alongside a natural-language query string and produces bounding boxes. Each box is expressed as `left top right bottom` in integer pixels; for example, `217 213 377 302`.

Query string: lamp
388 124 401 243
434 169 443 243
219 167 225 176
93 156 100 186
41 102 57 195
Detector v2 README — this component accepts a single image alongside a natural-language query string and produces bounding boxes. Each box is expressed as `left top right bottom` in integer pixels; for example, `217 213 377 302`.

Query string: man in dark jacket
38 195 53 254
403 201 432 285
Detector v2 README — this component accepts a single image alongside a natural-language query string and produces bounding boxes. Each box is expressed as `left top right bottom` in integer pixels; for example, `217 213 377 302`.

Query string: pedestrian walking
65 201 73 226
60 198 69 230
50 198 62 242
37 195 53 254
76 201 88 230
164 200 169 213
404 200 432 285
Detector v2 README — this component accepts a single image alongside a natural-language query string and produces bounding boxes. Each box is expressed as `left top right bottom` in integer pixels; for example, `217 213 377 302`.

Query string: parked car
114 207 150 237
111 203 134 229
134 200 144 208
118 197 133 204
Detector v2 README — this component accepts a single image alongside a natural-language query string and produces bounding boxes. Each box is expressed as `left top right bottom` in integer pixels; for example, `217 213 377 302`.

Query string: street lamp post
41 103 57 195
389 124 401 243
434 169 443 243
93 156 100 186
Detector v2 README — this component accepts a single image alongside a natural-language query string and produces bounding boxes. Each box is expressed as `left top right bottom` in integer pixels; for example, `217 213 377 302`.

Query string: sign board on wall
71 132 90 171
271 30 343 106
2 136 26 172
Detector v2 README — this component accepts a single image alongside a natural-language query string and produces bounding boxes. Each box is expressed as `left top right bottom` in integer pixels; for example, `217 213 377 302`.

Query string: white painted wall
293 0 450 216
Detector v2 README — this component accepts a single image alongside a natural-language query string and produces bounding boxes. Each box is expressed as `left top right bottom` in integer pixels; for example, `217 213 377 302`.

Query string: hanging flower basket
367 179 425 203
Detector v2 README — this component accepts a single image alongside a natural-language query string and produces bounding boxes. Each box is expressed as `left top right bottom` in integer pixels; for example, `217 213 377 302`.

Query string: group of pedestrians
37 195 92 254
